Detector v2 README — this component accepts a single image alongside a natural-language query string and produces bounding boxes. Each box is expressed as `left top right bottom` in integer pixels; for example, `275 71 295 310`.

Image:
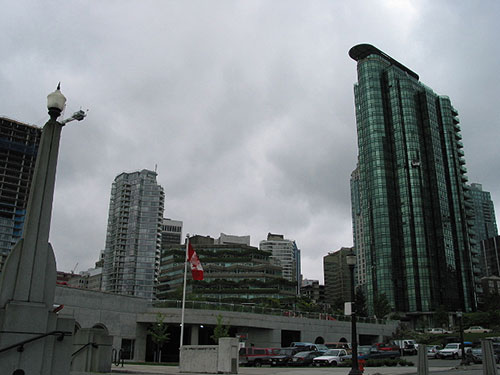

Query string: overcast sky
1 0 499 282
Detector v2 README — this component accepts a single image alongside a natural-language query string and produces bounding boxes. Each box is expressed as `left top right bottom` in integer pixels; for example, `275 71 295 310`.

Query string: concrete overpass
55 286 399 361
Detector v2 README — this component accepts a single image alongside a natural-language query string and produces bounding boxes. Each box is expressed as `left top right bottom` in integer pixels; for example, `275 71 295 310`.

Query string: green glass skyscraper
349 44 477 315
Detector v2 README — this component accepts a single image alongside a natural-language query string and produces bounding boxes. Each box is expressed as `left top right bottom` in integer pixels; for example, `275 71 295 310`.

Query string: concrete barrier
180 338 239 374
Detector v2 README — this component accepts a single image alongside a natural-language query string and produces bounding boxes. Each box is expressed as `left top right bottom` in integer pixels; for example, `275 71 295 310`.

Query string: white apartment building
259 233 300 284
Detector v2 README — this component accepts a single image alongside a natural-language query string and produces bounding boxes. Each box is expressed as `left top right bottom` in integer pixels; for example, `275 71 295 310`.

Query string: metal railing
112 348 124 367
71 342 97 360
152 300 391 325
0 330 71 354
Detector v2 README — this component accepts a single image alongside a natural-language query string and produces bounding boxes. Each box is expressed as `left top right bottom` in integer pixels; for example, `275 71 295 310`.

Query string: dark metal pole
459 313 466 365
349 264 362 375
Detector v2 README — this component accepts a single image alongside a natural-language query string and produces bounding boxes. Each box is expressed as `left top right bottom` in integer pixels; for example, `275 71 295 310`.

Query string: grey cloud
1 1 498 282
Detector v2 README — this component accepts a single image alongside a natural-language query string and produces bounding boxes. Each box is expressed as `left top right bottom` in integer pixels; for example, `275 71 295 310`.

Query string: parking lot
69 356 492 375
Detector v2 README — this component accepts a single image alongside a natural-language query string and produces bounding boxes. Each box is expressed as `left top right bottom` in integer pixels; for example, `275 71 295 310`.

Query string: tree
264 298 281 309
297 297 320 312
373 293 392 318
211 314 230 344
355 288 368 317
148 313 170 362
332 297 345 314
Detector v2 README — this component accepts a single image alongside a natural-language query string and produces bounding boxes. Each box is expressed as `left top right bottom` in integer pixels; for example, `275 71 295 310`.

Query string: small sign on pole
344 302 352 316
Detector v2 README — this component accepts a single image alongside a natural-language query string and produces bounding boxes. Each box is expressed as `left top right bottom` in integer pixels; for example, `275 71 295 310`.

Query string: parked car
464 326 492 334
467 348 484 364
291 342 328 353
289 351 321 366
312 349 349 366
345 345 371 360
373 342 399 351
346 345 400 360
269 347 302 366
427 345 441 358
238 347 279 367
391 339 417 355
465 347 500 364
493 342 500 357
436 343 471 359
428 328 452 334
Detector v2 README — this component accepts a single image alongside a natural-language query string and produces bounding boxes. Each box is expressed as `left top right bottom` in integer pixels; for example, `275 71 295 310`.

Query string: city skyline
1 1 499 283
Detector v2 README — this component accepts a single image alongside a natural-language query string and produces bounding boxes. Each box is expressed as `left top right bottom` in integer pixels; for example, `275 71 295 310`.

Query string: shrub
399 359 414 366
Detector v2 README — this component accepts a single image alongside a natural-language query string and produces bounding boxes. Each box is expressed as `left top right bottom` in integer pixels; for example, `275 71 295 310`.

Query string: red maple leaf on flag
188 242 204 281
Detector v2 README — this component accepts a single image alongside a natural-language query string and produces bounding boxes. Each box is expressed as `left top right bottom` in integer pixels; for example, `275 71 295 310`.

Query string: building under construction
0 116 41 273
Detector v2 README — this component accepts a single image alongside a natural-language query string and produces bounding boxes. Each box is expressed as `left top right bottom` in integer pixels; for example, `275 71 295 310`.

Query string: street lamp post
346 252 362 375
0 84 86 374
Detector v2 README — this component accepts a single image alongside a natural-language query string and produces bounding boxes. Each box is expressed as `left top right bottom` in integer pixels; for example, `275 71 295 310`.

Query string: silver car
427 345 441 358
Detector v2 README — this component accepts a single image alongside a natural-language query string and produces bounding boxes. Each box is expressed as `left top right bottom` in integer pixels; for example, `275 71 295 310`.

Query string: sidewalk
71 363 463 375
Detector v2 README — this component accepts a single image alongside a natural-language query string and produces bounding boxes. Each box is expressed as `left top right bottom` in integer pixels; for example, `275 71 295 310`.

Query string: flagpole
180 234 189 348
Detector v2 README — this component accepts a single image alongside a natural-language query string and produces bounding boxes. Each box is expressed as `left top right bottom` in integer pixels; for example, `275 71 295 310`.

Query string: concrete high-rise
259 233 300 287
0 117 41 273
349 44 477 315
102 169 164 299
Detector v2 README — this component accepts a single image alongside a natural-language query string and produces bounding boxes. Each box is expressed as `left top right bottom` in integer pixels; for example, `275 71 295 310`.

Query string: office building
300 279 325 305
157 235 296 303
469 183 498 242
323 247 354 307
468 183 498 278
102 169 165 299
161 218 183 246
481 275 500 296
349 44 476 315
480 236 500 277
0 117 41 273
215 233 250 246
350 166 367 286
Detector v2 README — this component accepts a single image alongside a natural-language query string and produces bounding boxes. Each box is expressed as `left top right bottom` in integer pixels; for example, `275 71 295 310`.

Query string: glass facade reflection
349 44 476 314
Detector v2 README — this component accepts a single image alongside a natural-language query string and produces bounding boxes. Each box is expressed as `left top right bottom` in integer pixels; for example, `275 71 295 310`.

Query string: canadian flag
187 241 204 281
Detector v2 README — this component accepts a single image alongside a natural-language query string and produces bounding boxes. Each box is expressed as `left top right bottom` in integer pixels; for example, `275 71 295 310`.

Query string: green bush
398 358 414 366
385 359 399 366
365 359 383 367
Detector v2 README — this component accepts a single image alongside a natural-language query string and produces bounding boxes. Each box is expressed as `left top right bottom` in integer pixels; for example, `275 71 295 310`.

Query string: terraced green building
349 44 478 316
158 235 297 304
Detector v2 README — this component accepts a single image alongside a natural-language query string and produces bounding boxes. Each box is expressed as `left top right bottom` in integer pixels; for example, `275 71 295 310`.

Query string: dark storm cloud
1 1 499 282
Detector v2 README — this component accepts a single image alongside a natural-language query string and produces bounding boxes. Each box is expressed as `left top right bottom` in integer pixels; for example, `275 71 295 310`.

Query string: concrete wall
55 286 397 361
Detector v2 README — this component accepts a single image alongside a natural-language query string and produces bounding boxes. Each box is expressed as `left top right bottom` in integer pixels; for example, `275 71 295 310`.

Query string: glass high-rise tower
469 183 498 242
349 44 477 314
102 169 164 299
0 117 41 274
